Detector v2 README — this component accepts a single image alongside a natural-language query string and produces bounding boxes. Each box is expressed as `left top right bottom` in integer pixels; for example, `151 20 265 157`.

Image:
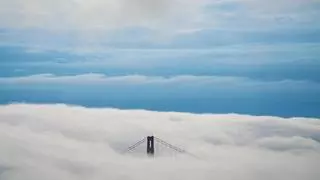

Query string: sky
1 0 320 117
1 1 320 179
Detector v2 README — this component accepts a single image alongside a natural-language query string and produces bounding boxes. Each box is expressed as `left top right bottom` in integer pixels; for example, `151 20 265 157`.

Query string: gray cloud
0 0 318 51
1 0 317 37
0 0 207 32
0 104 320 180
0 74 319 93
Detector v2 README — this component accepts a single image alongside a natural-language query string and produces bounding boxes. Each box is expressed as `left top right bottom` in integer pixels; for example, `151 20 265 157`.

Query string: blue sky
0 0 320 117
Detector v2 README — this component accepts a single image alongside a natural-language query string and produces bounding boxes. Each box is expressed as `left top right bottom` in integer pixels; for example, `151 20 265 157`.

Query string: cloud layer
0 0 208 31
1 0 318 31
1 74 319 98
0 104 320 180
1 73 318 88
1 0 319 50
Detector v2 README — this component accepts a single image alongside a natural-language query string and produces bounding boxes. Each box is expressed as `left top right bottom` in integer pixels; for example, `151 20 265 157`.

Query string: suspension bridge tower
147 136 155 156
124 135 197 158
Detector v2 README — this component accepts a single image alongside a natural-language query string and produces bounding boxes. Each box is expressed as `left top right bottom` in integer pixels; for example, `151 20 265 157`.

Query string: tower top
147 136 155 156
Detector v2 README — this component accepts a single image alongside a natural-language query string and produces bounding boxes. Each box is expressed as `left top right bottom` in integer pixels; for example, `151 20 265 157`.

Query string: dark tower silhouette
125 136 197 158
147 136 155 156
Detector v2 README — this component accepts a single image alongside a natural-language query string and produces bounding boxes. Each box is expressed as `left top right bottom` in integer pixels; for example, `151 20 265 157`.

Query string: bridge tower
147 136 155 156
124 136 197 158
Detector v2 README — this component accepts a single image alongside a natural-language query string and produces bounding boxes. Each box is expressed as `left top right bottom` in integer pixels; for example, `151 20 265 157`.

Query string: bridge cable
154 137 200 159
123 137 146 153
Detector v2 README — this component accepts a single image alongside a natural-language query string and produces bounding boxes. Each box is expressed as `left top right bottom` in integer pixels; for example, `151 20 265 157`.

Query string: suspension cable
123 137 146 153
